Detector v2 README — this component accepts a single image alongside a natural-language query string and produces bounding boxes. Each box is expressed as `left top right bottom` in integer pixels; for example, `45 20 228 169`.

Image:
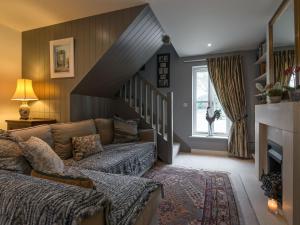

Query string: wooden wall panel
72 6 164 97
22 5 145 122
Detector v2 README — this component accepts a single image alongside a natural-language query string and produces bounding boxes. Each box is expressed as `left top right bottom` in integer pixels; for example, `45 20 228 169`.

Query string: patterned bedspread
0 169 161 225
64 142 156 176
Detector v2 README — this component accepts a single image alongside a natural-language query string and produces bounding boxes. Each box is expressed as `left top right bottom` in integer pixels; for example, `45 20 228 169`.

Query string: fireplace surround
255 102 300 225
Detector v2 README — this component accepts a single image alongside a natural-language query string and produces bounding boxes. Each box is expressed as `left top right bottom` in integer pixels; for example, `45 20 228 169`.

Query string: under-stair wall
22 4 164 122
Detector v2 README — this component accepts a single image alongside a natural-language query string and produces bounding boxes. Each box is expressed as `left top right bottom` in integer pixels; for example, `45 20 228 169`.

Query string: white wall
0 24 21 129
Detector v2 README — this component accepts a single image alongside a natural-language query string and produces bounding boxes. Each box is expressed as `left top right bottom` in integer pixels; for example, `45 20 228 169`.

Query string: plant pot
267 96 282 103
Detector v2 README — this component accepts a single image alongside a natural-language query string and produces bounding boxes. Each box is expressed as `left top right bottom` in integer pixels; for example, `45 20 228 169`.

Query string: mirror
269 0 298 87
272 1 296 87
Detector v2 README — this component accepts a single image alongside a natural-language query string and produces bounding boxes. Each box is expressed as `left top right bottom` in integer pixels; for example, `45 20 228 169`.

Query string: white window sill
189 135 228 140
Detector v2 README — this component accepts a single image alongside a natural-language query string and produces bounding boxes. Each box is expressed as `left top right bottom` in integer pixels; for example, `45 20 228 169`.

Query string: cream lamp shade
11 79 38 120
11 79 38 101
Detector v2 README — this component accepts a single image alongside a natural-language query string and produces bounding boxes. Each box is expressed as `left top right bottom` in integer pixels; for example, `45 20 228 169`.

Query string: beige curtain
207 55 249 158
274 50 295 84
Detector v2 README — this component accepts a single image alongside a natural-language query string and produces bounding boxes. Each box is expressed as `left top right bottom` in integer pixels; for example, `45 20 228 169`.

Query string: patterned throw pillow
20 136 64 174
72 134 103 161
113 116 139 143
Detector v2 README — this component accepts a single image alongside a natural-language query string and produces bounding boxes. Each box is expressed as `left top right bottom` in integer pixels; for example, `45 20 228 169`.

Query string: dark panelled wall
22 5 146 122
70 94 114 121
72 6 164 97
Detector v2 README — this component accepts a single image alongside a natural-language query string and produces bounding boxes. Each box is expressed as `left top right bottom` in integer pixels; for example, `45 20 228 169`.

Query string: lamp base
19 102 30 120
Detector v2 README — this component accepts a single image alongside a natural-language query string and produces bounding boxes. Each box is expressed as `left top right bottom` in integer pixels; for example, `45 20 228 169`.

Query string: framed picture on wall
50 37 74 78
157 53 170 88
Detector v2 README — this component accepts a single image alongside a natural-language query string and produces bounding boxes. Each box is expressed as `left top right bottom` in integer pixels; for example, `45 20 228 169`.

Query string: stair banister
119 76 174 163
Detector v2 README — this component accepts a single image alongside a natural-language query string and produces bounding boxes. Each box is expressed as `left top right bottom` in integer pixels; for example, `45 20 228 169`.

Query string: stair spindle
162 97 166 140
129 78 133 107
156 93 160 134
134 76 138 112
140 80 143 117
150 89 154 128
145 84 148 122
124 82 127 102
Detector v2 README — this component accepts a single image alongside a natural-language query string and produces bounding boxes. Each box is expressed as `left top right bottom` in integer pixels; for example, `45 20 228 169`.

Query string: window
192 65 231 136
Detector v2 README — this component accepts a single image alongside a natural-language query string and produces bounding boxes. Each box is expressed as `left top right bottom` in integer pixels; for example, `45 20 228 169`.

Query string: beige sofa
8 118 161 225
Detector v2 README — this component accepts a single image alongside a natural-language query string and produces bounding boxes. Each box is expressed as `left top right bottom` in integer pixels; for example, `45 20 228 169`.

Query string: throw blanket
0 170 110 225
0 169 162 225
64 142 156 176
79 169 162 225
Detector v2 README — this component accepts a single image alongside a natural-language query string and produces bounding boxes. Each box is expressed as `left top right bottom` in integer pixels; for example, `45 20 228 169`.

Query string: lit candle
268 198 278 214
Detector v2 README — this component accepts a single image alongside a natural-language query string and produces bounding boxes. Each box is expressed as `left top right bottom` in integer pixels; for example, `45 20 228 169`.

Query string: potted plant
266 82 283 103
256 83 267 104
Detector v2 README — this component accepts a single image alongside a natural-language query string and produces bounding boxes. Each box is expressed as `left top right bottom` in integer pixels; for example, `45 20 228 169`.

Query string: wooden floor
173 150 288 225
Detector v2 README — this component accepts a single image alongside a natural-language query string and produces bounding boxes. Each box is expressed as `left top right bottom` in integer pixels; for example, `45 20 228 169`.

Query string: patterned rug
143 166 240 225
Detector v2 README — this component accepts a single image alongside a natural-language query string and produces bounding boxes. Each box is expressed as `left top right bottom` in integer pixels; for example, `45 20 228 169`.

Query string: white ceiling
0 0 282 57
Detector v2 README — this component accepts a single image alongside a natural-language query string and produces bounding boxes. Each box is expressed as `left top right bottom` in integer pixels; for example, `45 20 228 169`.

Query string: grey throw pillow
72 134 103 161
113 116 139 143
0 138 31 174
20 136 64 174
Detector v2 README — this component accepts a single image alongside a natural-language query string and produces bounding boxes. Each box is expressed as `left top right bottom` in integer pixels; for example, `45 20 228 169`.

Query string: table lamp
11 79 38 120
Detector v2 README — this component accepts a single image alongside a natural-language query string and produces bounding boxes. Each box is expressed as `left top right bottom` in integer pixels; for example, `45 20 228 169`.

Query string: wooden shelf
254 73 267 82
255 52 267 64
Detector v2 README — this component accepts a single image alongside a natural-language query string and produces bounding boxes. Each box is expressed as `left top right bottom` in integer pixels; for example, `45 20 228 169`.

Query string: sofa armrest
138 129 157 143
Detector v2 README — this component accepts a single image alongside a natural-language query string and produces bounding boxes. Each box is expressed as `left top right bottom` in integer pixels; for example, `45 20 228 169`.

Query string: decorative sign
157 53 170 88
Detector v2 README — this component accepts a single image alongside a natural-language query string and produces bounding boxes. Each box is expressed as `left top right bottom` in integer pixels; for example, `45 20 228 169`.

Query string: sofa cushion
51 120 96 159
9 125 54 148
0 137 31 174
94 118 114 145
64 142 156 176
20 136 64 174
113 117 139 143
72 134 103 161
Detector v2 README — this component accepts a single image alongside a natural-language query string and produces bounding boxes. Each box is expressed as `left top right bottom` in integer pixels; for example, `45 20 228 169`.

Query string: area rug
143 166 240 225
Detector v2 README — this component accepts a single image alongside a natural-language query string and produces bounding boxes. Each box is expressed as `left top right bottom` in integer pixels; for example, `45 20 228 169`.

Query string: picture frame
50 37 74 78
157 53 170 88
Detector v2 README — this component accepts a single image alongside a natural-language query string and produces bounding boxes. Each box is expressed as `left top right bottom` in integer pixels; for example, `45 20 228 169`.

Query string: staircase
119 75 179 164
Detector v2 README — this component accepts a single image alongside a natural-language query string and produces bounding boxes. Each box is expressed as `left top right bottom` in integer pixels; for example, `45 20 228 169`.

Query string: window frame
192 65 231 137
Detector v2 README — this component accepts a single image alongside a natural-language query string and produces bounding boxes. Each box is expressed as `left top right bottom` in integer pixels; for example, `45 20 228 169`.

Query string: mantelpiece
255 102 300 225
